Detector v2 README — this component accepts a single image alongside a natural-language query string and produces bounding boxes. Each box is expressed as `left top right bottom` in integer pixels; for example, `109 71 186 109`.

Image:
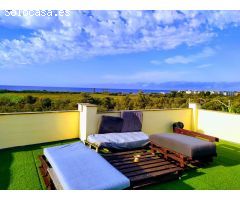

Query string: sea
0 85 170 94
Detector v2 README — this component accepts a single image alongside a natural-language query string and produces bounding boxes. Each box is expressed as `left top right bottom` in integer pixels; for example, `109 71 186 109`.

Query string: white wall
198 109 240 144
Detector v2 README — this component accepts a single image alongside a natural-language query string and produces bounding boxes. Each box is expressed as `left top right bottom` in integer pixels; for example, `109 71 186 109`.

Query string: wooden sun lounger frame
150 128 219 168
84 140 100 152
38 129 218 189
38 148 183 190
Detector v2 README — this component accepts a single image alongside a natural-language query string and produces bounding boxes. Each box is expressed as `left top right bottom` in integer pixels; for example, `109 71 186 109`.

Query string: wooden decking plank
111 156 160 167
116 159 166 170
119 161 171 173
126 164 176 177
103 152 153 160
102 149 147 157
130 167 182 182
101 149 183 188
107 154 156 163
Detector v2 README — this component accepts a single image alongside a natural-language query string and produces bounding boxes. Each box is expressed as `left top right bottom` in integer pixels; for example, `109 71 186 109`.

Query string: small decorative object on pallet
133 154 141 162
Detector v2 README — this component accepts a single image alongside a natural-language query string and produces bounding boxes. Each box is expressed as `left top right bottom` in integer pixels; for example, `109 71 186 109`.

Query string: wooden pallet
101 149 183 189
39 155 56 190
150 128 219 168
39 149 183 190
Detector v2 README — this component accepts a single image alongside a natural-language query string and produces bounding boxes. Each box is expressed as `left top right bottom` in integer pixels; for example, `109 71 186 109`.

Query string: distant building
185 90 192 94
234 92 240 96
220 91 235 96
210 91 216 95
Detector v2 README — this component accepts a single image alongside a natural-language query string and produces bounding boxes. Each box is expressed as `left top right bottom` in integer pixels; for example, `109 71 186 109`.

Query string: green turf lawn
0 139 239 190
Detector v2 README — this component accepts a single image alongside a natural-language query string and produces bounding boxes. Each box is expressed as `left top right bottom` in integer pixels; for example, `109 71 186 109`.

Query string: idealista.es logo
5 10 71 17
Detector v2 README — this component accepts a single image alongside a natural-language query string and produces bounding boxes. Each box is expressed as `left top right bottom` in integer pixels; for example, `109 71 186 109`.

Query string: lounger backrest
121 111 143 132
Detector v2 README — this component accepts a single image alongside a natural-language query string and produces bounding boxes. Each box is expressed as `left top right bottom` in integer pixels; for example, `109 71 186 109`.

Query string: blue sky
0 10 240 90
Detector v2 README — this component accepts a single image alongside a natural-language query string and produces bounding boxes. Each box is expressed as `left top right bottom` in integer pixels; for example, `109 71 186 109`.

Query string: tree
134 92 150 109
41 98 52 109
25 95 37 104
122 95 133 110
101 97 116 111
115 95 133 110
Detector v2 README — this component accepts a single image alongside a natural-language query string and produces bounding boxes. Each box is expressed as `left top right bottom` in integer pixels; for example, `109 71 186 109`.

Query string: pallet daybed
150 128 219 168
38 125 218 190
39 148 183 190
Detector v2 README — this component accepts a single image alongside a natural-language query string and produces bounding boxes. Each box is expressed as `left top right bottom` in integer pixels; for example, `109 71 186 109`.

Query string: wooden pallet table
101 149 183 189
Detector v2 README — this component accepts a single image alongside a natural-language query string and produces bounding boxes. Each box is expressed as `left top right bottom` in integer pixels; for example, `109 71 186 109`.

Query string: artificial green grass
0 139 78 190
0 139 239 190
144 140 240 190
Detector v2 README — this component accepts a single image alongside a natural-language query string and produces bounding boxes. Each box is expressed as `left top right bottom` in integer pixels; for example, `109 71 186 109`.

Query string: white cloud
0 11 240 67
104 70 189 83
206 11 240 30
150 60 162 65
196 64 212 69
165 56 193 64
164 47 216 64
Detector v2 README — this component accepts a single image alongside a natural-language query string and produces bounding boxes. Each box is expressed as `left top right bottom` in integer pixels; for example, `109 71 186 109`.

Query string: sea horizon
0 85 171 94
0 85 237 94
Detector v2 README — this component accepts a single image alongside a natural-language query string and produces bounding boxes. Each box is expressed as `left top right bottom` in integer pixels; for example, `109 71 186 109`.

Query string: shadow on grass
143 169 205 190
0 149 13 190
212 143 240 167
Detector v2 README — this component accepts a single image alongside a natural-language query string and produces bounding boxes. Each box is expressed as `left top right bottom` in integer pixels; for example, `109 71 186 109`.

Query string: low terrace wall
198 109 240 144
1 102 239 149
0 111 79 149
79 103 193 141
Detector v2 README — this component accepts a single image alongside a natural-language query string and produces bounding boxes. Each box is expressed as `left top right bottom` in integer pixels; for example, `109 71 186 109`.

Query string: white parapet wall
78 103 193 141
142 109 192 134
198 109 240 144
78 103 239 144
0 111 79 149
4 102 239 149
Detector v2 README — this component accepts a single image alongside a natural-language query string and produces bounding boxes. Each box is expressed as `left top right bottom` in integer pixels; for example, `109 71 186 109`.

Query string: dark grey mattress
150 133 217 159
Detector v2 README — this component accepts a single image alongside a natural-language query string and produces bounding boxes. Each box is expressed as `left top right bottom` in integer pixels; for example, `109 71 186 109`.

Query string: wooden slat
116 158 166 170
174 128 219 142
104 152 152 160
102 149 147 157
107 154 156 164
119 161 171 173
126 164 177 177
111 156 160 167
130 167 182 182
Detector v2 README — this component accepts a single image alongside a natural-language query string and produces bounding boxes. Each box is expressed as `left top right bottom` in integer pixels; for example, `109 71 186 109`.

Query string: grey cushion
150 133 217 159
121 111 143 132
98 116 124 134
88 132 149 150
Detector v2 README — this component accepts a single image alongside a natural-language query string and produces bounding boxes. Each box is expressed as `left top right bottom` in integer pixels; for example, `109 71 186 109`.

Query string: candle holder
133 154 141 162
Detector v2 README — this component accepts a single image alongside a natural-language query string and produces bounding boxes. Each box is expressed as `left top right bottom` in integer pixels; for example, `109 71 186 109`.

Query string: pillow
98 116 124 134
172 121 184 131
121 111 143 132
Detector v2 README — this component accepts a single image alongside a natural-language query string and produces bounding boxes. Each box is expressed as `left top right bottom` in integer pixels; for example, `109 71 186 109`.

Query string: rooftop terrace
0 139 239 190
0 103 240 189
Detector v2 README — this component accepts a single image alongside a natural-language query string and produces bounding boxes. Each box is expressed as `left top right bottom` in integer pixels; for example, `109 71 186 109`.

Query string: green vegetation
0 90 240 113
0 139 239 190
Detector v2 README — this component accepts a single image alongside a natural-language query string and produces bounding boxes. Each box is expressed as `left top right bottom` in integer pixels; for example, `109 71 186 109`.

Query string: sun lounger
41 142 130 190
86 112 150 151
39 142 182 190
150 128 219 167
87 131 150 151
